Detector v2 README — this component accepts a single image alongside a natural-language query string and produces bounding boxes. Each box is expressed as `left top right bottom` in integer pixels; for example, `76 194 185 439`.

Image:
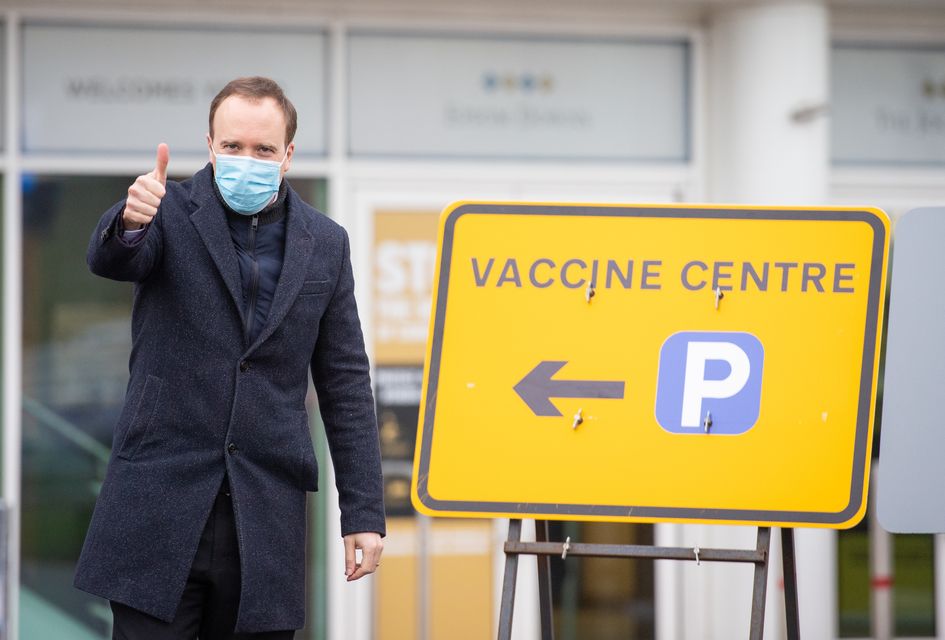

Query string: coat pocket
295 416 319 492
116 374 164 461
299 279 331 297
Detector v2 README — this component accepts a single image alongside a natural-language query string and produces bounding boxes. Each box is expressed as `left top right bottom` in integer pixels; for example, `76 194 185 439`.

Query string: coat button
239 361 250 372
227 443 238 454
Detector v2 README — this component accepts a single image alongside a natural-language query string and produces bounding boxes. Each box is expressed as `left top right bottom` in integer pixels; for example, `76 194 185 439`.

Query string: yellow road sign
411 202 889 528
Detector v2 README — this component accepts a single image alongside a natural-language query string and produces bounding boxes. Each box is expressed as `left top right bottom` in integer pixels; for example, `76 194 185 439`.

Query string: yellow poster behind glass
373 210 440 365
412 203 889 528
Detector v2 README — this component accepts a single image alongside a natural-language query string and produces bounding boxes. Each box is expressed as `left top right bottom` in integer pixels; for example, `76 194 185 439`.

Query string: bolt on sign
411 202 890 528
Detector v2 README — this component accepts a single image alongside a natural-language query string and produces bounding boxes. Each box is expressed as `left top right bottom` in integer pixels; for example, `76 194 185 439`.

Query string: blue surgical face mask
212 149 288 215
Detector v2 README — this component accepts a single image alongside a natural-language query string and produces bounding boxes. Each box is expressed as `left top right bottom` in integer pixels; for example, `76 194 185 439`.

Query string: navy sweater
217 179 288 345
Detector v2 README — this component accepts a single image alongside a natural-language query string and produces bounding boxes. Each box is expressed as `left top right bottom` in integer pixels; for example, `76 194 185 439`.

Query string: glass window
838 519 870 637
549 522 655 639
894 533 935 637
837 515 936 638
19 173 329 639
21 174 132 638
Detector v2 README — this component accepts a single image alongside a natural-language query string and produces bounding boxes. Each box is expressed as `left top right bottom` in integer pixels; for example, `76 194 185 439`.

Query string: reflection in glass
894 534 935 637
837 515 936 638
21 174 134 638
549 522 655 639
838 518 870 637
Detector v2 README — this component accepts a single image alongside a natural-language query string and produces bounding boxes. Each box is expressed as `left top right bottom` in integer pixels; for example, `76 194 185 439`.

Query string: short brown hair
208 76 298 145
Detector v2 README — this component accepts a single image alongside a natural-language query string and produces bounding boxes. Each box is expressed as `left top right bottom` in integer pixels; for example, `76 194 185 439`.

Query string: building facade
1 0 944 638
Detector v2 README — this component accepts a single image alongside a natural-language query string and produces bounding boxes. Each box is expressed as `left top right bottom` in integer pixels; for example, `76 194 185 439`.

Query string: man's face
207 95 294 178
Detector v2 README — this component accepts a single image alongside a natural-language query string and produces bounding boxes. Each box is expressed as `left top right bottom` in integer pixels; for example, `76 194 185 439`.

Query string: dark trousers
111 481 295 640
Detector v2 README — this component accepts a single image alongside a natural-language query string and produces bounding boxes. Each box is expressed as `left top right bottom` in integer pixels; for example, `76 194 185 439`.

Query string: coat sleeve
311 228 386 537
87 199 164 282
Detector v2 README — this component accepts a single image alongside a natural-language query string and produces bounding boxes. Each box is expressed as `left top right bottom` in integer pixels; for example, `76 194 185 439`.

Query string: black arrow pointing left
513 360 626 417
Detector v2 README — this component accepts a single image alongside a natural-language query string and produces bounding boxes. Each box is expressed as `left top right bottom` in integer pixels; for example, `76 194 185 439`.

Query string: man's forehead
213 95 286 131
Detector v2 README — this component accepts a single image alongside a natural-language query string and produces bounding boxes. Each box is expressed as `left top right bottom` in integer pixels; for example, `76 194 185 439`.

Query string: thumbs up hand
122 143 169 230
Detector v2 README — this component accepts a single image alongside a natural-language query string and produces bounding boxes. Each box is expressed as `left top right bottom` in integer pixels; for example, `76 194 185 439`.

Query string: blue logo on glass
655 331 764 435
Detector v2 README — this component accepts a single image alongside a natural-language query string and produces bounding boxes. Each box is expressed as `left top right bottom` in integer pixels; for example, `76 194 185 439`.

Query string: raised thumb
154 143 169 185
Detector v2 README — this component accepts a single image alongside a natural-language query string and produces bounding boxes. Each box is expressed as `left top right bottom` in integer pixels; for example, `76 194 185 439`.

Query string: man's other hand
122 143 169 230
343 532 383 582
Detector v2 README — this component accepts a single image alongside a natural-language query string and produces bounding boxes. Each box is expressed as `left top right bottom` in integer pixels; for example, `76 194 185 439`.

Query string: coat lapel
246 189 316 354
189 183 247 327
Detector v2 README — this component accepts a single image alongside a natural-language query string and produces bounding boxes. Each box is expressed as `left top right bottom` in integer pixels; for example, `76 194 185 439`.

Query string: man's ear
282 141 295 175
206 134 215 167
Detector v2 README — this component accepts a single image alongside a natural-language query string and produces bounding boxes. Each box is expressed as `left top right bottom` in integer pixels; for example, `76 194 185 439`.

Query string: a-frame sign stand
411 203 888 640
497 519 800 640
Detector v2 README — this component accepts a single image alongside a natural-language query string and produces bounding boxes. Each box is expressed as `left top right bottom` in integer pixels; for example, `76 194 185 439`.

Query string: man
75 77 385 639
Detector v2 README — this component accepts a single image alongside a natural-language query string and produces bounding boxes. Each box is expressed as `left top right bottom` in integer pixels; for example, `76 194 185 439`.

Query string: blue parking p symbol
655 332 764 435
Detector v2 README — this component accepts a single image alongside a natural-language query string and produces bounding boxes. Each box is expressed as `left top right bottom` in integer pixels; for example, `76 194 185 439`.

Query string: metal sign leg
502 519 789 639
497 519 523 640
535 520 555 640
781 528 800 640
749 527 772 640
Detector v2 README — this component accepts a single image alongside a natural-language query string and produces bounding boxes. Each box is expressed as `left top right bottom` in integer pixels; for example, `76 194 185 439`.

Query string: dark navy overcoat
74 166 385 633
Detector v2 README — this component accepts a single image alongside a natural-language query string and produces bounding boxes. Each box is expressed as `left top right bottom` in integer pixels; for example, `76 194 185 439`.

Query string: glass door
21 174 134 638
